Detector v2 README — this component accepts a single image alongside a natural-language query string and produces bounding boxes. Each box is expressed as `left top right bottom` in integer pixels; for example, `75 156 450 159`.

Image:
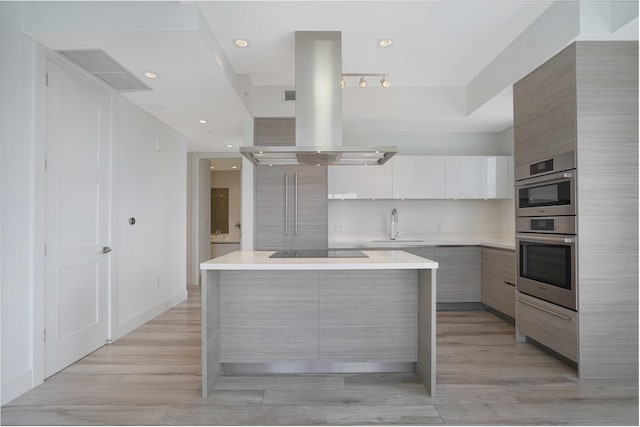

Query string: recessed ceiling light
144 71 158 79
198 119 208 124
378 38 393 48
210 166 214 169
225 144 233 148
234 39 249 48
232 166 237 169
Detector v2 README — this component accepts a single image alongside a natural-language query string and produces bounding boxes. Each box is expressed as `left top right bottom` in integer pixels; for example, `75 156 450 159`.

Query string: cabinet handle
294 172 298 236
284 172 288 236
504 280 516 287
516 297 571 320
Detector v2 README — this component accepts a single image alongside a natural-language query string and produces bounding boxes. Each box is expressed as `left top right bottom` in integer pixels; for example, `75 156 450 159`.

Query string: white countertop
200 250 438 271
328 233 515 251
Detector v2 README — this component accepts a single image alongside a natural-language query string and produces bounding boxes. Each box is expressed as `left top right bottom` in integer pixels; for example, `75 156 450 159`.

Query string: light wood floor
2 286 637 425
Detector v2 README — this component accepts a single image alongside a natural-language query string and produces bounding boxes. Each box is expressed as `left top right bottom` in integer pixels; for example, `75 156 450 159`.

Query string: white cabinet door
483 156 513 199
392 156 446 199
445 156 485 199
328 163 392 199
445 156 512 199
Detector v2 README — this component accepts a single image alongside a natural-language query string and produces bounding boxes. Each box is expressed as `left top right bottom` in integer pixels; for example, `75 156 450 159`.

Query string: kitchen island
200 250 438 397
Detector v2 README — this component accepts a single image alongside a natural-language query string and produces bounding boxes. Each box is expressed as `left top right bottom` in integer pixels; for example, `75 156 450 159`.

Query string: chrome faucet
390 208 399 240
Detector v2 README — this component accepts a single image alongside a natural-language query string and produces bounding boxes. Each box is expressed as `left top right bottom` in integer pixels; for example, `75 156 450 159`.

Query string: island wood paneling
575 41 638 379
417 269 436 396
219 271 318 363
318 270 418 362
201 270 221 398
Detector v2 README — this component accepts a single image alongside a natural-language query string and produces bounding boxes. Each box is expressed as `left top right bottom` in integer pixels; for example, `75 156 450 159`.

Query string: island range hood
240 31 397 166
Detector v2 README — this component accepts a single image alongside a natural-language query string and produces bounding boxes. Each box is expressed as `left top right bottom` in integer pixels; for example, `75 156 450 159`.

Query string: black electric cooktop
269 250 368 259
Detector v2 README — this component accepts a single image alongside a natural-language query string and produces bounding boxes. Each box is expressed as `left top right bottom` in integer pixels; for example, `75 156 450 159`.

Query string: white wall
1 2 188 403
329 199 514 241
111 96 187 339
1 1 38 404
211 171 242 241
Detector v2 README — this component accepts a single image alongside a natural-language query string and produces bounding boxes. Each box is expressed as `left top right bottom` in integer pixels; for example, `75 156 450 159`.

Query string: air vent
58 49 151 92
284 90 296 102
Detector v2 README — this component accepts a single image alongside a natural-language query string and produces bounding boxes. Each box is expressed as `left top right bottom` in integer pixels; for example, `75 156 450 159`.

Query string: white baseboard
114 289 188 340
1 369 33 405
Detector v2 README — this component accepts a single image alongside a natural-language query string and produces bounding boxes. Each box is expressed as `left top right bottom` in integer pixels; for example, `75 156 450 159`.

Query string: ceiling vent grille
58 49 151 92
284 90 296 102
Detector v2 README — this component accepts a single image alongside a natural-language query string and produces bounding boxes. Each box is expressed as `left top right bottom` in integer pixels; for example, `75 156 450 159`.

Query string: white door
44 61 111 377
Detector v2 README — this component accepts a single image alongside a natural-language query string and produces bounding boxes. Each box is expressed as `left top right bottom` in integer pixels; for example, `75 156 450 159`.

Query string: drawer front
481 248 516 317
516 292 578 361
514 44 576 127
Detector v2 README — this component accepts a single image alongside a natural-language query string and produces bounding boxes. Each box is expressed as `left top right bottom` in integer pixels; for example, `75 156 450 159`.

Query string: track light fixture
341 73 391 89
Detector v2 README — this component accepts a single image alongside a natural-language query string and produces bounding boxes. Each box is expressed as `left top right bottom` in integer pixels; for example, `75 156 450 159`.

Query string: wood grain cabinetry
514 101 577 166
218 270 419 363
254 118 295 146
513 44 577 169
434 247 481 302
481 247 515 318
255 166 327 250
513 43 576 128
404 246 480 303
516 291 578 362
319 270 418 361
514 42 638 378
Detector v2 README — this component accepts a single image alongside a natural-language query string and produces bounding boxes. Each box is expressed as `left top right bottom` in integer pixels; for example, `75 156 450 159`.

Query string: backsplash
328 199 514 240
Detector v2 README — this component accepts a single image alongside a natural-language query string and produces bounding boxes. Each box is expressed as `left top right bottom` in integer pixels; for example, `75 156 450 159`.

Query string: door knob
102 246 112 254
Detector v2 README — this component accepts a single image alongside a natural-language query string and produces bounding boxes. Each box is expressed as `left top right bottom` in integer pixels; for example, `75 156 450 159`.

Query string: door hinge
44 330 47 342
45 73 49 87
44 244 47 256
44 158 48 171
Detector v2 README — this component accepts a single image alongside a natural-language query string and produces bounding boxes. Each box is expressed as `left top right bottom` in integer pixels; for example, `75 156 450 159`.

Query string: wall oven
516 217 577 311
515 151 576 217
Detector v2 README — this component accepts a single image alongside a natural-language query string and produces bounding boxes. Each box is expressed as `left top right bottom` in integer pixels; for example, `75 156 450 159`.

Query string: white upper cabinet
327 162 393 199
392 156 446 199
327 155 513 200
445 156 512 199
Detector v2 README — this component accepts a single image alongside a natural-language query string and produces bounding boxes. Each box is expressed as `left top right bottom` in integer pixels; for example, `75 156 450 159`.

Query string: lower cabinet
481 247 516 317
405 246 480 302
434 247 481 302
516 291 578 362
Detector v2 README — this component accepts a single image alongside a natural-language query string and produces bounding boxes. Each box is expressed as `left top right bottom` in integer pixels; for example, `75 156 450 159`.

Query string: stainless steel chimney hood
240 31 397 166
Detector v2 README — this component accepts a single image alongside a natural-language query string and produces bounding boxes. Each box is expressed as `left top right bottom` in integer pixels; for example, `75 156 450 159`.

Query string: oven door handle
516 234 575 244
516 297 571 320
516 170 574 188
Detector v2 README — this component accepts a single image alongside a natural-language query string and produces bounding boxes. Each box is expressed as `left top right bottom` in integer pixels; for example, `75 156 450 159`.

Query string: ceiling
27 1 638 152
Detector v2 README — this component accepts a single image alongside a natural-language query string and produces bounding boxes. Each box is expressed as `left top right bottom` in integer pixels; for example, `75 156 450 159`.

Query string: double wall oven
515 151 577 311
